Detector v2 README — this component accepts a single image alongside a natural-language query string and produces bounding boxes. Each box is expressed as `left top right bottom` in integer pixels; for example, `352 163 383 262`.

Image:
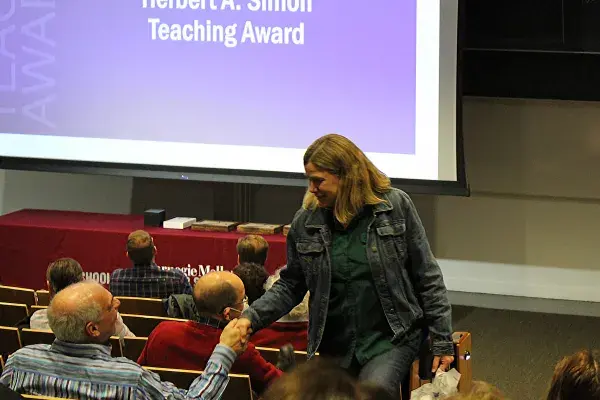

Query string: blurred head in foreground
546 349 600 400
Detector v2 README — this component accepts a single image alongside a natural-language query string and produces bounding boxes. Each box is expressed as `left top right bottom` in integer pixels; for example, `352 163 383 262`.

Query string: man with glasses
138 271 282 394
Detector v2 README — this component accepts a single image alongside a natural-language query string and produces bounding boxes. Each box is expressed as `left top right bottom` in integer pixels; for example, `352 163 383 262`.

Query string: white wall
431 97 600 302
0 170 133 215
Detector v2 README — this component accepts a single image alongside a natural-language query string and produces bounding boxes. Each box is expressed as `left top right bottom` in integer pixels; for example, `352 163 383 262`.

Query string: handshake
219 318 254 355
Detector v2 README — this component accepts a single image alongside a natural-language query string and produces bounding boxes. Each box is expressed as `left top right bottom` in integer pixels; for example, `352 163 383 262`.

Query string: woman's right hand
236 317 253 344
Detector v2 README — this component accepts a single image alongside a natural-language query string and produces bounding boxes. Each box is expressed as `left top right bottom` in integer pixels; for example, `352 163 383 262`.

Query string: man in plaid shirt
109 230 193 298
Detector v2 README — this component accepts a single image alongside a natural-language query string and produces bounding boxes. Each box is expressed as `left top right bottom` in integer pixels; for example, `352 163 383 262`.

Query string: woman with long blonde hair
239 134 453 397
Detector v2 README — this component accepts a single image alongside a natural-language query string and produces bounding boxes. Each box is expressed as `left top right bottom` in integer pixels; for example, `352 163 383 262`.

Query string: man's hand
219 319 247 355
235 317 253 345
432 355 454 373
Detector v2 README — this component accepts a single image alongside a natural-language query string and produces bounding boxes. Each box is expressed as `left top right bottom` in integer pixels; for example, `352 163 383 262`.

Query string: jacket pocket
375 219 407 260
296 240 325 287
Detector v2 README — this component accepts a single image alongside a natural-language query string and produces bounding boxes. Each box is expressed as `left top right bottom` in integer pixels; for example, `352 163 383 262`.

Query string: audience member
138 271 282 394
237 234 269 265
0 281 244 399
29 258 134 337
233 262 269 305
445 381 505 400
110 230 193 298
547 349 600 400
250 267 309 351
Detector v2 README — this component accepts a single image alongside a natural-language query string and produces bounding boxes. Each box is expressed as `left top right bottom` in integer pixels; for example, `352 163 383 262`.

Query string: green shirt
319 208 395 367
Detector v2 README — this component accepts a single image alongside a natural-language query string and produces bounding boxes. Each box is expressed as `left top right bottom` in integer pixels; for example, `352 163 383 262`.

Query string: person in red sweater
137 271 282 394
250 267 309 351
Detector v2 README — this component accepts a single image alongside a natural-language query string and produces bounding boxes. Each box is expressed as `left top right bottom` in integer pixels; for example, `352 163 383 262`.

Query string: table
0 209 287 290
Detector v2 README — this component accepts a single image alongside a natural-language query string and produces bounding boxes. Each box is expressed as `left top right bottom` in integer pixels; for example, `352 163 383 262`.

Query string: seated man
30 257 134 337
139 271 282 394
236 234 269 266
250 267 309 351
110 230 193 298
232 262 269 305
1 281 245 399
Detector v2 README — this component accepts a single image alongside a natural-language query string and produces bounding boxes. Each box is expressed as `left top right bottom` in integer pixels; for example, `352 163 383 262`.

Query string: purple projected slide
0 0 417 154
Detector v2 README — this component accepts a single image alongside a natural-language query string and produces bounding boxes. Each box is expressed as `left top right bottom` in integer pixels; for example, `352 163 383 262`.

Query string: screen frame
0 0 469 197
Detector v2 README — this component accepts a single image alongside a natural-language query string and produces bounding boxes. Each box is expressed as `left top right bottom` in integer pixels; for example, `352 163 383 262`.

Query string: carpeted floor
451 305 600 400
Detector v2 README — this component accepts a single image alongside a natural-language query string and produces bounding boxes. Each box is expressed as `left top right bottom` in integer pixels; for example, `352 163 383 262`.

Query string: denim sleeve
400 191 454 356
242 217 309 331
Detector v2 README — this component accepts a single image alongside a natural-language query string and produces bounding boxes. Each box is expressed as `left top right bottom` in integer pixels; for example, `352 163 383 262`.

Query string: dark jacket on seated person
250 321 308 351
138 317 282 393
163 294 200 320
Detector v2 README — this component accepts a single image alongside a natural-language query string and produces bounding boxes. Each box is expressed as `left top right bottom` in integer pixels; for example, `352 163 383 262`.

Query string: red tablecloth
0 209 287 290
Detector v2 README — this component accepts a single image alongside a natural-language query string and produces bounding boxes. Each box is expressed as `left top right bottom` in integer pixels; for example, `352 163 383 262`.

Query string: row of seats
0 325 309 364
0 285 474 395
0 325 281 400
0 284 168 317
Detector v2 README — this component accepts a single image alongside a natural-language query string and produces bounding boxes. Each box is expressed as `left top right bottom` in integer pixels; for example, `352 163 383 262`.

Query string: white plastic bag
410 368 461 399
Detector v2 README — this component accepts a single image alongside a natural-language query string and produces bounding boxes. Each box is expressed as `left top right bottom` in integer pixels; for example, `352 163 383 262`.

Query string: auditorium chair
19 328 54 346
404 331 473 398
0 302 29 326
0 285 36 310
255 346 311 366
35 290 50 306
0 326 21 359
120 314 186 337
30 305 47 314
120 336 148 361
109 336 122 358
115 296 167 317
144 366 253 400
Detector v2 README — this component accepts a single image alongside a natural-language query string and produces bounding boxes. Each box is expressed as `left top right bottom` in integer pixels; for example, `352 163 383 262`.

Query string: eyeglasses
226 296 248 315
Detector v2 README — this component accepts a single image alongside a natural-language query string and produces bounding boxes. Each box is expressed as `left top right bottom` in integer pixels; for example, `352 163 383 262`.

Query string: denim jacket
243 188 453 357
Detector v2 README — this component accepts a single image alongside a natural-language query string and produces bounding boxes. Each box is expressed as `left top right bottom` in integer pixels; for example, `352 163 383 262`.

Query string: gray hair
47 281 103 343
265 267 309 322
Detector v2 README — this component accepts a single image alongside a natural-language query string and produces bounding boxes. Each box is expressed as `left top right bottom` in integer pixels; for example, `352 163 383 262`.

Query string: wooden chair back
30 305 47 313
145 366 253 400
116 297 167 317
109 336 122 358
0 286 36 309
0 302 29 326
0 326 22 358
407 331 473 396
120 314 185 337
120 336 148 361
20 328 55 346
35 290 51 306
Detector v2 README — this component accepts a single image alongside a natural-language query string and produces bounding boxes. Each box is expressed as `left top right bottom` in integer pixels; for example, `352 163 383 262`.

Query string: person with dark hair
109 230 193 298
232 262 269 305
138 271 282 394
30 258 134 337
236 234 269 265
238 134 454 398
547 349 600 400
